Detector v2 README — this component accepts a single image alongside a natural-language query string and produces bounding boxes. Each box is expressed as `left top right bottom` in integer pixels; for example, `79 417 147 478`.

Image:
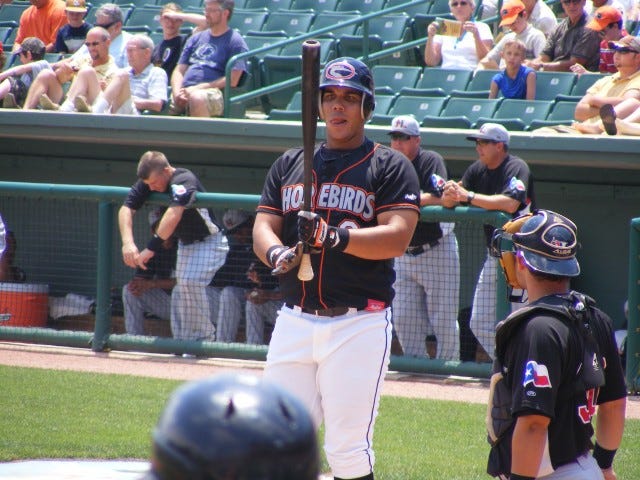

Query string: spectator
442 123 536 359
169 0 248 117
122 207 177 336
245 260 281 345
54 0 92 55
13 0 68 54
571 35 640 133
0 37 51 109
51 34 168 113
27 26 118 111
480 0 546 70
152 3 186 78
521 0 558 38
525 0 601 72
387 115 461 360
489 38 537 100
118 151 229 341
70 3 132 68
587 0 627 23
424 0 494 70
572 5 626 74
211 209 256 343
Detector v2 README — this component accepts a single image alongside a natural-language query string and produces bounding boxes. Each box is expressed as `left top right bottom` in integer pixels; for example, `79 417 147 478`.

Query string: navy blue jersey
257 139 420 310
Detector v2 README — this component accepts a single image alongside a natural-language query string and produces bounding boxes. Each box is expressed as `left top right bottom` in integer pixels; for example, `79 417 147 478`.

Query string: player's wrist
593 442 617 469
325 227 349 252
146 234 164 253
466 191 476 205
266 245 287 268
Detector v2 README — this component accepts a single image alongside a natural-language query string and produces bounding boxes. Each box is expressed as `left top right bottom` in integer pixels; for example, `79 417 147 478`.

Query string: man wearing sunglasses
387 115 461 361
525 0 600 72
442 123 535 360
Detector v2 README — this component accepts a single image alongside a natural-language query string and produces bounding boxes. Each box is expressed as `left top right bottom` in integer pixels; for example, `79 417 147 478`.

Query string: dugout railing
0 181 521 379
627 218 640 393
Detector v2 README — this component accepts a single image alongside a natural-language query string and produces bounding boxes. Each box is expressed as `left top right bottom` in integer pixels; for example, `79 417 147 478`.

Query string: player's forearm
155 206 183 240
343 211 417 259
253 213 284 266
133 97 163 112
511 415 550 477
596 397 626 450
469 193 520 213
118 206 136 245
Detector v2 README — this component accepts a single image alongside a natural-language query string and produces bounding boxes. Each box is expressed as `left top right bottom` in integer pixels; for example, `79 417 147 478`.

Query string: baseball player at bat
253 57 420 480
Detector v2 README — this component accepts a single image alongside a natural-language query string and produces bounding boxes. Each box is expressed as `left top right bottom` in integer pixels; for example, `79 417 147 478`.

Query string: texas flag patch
523 360 552 388
508 176 525 192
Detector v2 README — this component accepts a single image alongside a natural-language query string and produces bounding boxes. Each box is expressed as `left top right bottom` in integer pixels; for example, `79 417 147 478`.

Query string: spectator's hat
587 5 622 31
148 207 166 229
14 37 45 57
466 123 510 145
65 0 88 13
222 209 253 234
608 35 640 53
499 0 526 27
388 115 420 137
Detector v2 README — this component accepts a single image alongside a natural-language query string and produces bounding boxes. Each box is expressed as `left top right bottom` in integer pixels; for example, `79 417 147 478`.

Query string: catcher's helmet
320 57 375 119
147 373 319 480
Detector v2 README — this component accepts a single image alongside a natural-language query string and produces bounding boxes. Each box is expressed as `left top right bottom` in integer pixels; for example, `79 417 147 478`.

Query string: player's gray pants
265 305 392 479
538 454 604 480
216 286 247 343
170 234 228 340
392 232 460 360
245 299 280 344
122 286 170 335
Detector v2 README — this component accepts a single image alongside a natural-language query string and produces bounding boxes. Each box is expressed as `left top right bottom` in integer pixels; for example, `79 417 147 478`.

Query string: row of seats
270 92 578 131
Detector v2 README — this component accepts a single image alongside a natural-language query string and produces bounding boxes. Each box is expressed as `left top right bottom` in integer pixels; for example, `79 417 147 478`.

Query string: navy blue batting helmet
147 373 319 480
320 57 375 118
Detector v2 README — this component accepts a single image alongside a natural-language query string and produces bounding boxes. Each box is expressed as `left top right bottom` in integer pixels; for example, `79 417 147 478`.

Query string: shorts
168 87 224 117
8 77 28 106
114 97 139 115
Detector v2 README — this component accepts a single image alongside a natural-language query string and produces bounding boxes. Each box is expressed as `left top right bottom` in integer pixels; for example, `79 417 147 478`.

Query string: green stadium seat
422 116 472 128
228 8 269 36
527 100 578 130
428 0 454 14
242 0 292 9
534 71 576 101
570 72 608 97
449 69 497 97
385 0 430 17
372 65 421 95
385 95 448 121
338 14 411 60
401 67 472 97
0 25 14 44
424 97 500 128
260 54 302 113
279 38 336 64
289 0 340 12
250 11 316 37
336 0 386 13
0 3 29 26
125 7 162 33
477 99 553 131
268 90 302 121
311 12 360 38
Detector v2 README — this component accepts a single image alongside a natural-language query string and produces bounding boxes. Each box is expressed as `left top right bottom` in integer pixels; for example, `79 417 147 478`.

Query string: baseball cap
608 35 640 53
13 37 45 57
222 209 252 234
65 0 88 13
512 210 580 277
388 115 420 137
148 207 165 228
499 0 526 27
587 5 622 31
466 123 510 145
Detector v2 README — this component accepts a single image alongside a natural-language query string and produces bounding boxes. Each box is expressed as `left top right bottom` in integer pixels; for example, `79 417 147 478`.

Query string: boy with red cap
580 5 626 74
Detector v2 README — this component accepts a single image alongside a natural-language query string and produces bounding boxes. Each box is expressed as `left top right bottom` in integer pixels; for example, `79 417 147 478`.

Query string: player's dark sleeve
123 180 151 210
500 157 530 205
373 147 420 214
591 308 627 404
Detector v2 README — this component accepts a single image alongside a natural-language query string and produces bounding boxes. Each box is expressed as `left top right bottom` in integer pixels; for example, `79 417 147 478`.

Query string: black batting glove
297 211 349 251
267 242 304 275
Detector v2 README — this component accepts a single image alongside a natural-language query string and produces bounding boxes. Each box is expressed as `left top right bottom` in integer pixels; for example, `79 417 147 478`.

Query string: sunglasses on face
85 41 103 47
390 133 411 141
96 20 117 29
614 48 637 54
450 1 469 7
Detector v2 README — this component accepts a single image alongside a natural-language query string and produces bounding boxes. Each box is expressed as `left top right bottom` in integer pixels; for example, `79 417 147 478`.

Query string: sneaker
2 93 18 109
74 95 92 113
39 94 59 110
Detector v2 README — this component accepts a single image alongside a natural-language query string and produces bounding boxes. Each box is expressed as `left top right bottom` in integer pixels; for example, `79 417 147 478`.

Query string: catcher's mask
490 209 580 302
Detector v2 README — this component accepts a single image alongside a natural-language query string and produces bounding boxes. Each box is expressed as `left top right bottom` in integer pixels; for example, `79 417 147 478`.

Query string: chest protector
486 291 605 477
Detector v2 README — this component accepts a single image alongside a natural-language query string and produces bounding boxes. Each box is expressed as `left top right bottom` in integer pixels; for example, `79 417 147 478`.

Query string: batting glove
297 211 349 251
267 242 304 275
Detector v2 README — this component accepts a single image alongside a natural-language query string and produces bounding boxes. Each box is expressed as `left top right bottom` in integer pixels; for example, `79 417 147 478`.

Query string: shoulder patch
523 360 552 388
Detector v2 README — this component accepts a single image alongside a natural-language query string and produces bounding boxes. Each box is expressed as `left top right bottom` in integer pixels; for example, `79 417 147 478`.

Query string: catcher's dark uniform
257 138 420 479
488 292 627 478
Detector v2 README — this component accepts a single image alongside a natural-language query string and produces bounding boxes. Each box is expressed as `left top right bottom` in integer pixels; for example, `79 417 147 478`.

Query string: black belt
181 235 208 246
406 239 440 256
285 303 353 317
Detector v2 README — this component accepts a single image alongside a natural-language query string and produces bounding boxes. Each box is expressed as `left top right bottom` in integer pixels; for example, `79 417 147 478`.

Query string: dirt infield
1 342 638 418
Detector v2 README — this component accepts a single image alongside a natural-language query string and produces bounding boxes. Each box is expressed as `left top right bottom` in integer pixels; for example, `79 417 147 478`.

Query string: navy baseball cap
512 209 580 277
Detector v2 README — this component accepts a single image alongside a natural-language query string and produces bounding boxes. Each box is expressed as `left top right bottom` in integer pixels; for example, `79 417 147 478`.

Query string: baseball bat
297 40 321 282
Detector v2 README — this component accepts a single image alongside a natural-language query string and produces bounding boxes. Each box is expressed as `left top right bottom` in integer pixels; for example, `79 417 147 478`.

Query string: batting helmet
147 373 319 480
319 57 375 119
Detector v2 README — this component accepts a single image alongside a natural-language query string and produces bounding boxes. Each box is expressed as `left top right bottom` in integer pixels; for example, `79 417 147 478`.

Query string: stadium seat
289 0 340 12
534 71 576 101
372 65 421 95
423 97 500 128
242 0 292 9
476 99 553 131
268 90 302 121
385 95 448 121
570 72 607 97
450 69 497 97
0 3 29 26
250 11 316 37
0 25 14 44
338 14 411 60
125 7 162 33
228 8 269 36
422 116 472 128
336 0 386 13
411 13 452 41
527 100 578 130
372 94 397 116
279 37 336 64
428 0 454 14
243 35 289 102
385 0 430 17
260 54 302 112
311 12 360 37
401 67 472 97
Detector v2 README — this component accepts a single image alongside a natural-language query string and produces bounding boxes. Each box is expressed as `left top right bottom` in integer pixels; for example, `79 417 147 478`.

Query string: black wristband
593 442 617 469
146 234 164 253
266 245 286 268
326 227 349 252
509 474 535 480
